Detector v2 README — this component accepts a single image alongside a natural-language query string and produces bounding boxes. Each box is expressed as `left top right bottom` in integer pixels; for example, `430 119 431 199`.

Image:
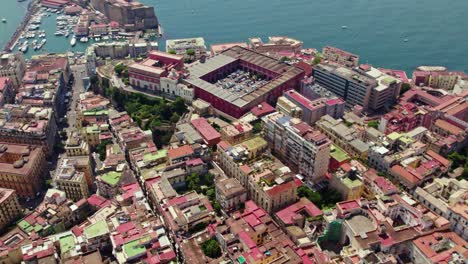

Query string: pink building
89 23 108 36
128 51 184 92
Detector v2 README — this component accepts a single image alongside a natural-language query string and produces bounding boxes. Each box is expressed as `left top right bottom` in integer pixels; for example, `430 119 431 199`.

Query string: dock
3 1 39 52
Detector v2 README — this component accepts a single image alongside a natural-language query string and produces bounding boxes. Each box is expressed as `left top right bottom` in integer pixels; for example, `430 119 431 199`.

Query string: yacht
2 18 6 23
341 25 348 29
65 31 70 38
70 36 76 46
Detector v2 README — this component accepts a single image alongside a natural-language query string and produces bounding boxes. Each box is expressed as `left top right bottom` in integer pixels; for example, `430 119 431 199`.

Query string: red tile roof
275 197 322 225
167 145 193 160
190 118 221 143
266 180 296 197
250 102 275 117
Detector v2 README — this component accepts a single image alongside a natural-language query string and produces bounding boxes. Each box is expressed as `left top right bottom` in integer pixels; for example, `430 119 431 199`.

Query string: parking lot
214 69 270 94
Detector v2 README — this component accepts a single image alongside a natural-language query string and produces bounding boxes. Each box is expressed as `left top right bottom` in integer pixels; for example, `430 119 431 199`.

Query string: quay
3 0 39 52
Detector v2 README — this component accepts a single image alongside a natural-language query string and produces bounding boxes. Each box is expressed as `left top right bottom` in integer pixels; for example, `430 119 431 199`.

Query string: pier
3 0 39 52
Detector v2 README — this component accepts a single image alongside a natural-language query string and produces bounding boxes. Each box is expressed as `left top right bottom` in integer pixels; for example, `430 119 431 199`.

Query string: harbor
4 1 160 59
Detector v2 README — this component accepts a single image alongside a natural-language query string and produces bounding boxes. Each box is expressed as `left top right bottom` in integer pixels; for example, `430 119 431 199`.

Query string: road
67 64 87 132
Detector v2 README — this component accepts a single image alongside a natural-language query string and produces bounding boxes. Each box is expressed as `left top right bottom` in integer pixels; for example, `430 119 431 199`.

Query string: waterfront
1 0 468 73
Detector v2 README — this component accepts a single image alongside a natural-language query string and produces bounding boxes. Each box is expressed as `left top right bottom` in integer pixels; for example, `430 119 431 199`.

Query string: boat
341 25 348 29
2 18 6 23
21 44 28 53
94 37 100 42
70 36 76 46
65 31 69 38
404 38 409 42
54 31 64 36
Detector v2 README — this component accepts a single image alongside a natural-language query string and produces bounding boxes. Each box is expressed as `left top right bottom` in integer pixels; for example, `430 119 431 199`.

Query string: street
66 64 87 132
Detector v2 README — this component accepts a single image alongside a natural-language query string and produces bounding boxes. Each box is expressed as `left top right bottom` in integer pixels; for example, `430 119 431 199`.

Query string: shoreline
3 0 38 52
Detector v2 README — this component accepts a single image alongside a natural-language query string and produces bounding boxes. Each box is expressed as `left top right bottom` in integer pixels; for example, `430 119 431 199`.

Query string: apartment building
0 143 46 198
215 177 247 212
54 158 90 201
0 52 26 88
166 37 207 59
263 112 331 182
316 115 369 159
219 121 253 145
65 130 90 157
0 188 22 231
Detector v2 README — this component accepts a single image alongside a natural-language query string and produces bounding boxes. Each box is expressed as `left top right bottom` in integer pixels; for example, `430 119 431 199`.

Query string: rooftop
84 220 109 239
100 171 122 186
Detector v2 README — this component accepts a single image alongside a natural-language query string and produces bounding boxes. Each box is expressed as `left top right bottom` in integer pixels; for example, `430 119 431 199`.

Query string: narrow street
66 64 87 132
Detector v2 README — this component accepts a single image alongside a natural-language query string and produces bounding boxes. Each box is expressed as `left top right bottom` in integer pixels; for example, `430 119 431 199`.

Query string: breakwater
3 0 38 52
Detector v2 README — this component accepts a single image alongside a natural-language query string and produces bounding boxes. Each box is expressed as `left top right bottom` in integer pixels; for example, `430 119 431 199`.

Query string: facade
263 113 331 182
0 143 46 198
412 66 464 90
0 77 14 106
215 177 247 212
184 46 305 118
65 130 90 157
0 188 22 231
330 167 364 200
166 37 207 59
322 46 359 68
0 53 26 88
54 158 90 201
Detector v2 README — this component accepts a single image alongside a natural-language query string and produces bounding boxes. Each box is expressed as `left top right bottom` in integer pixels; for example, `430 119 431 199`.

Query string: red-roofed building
250 102 276 117
190 118 221 146
275 197 322 228
411 232 467 263
0 77 14 107
167 145 194 164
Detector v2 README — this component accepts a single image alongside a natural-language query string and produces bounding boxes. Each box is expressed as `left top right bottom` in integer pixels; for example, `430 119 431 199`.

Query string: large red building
184 46 305 118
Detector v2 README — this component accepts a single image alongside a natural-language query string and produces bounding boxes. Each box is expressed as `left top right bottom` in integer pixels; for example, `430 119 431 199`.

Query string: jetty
3 1 39 52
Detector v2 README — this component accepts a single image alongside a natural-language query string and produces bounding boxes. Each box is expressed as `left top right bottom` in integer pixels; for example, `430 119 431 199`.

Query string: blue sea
1 0 467 74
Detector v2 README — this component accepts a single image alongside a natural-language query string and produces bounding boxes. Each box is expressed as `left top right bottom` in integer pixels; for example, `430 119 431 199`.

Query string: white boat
21 44 28 53
94 37 100 42
70 36 76 46
341 25 348 29
2 18 6 23
65 32 70 38
54 31 64 36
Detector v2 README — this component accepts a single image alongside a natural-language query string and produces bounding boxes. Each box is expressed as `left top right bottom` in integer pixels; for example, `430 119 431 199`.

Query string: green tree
252 122 262 134
367 120 379 129
202 239 222 258
400 83 412 95
297 186 322 205
170 112 180 124
172 97 187 115
96 140 111 161
168 49 176 55
280 56 290 62
187 173 201 192
312 53 322 65
114 64 126 77
186 49 195 56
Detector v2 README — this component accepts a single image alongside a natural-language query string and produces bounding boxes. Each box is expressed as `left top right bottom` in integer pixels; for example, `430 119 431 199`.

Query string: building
249 36 303 57
316 115 369 159
220 121 253 144
90 0 158 31
276 96 303 119
184 46 304 118
215 200 303 264
413 178 467 239
0 143 46 198
410 232 467 263
283 89 345 124
160 191 215 233
263 113 331 182
54 158 90 201
89 23 108 35
166 37 207 59
215 177 247 212
0 77 14 106
330 167 365 200
210 42 248 55
65 130 90 157
128 51 184 92
0 105 57 154
322 46 359 68
0 52 26 88
0 188 22 231
190 117 221 146
412 66 465 90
